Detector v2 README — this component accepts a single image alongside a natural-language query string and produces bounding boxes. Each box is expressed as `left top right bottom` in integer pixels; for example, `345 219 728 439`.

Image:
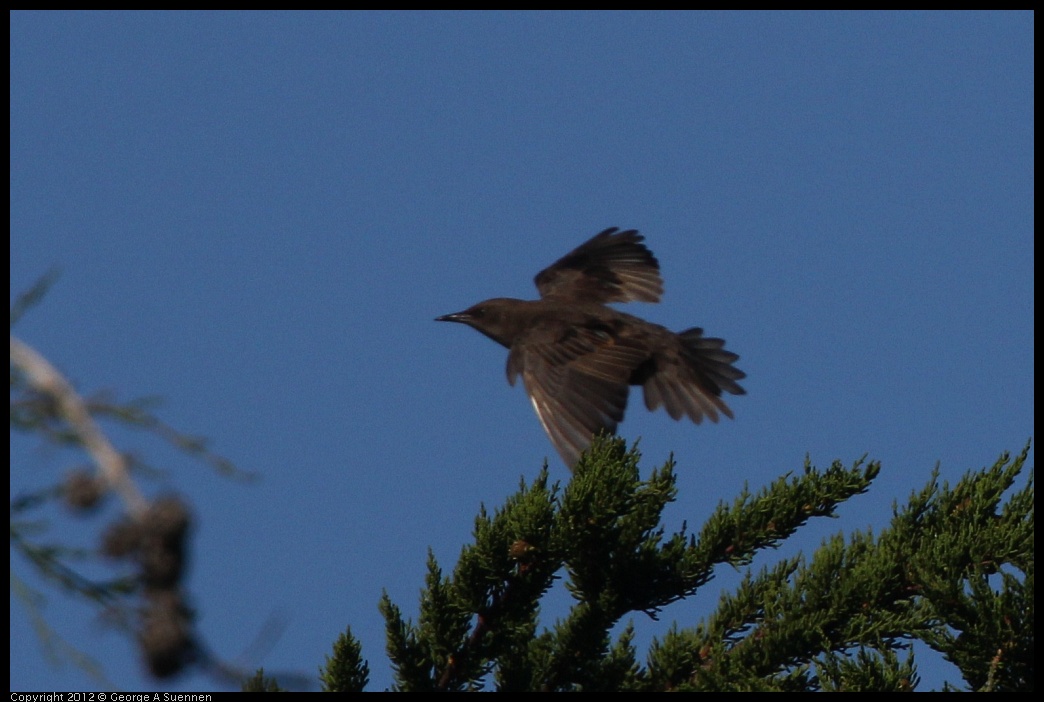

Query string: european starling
437 227 745 467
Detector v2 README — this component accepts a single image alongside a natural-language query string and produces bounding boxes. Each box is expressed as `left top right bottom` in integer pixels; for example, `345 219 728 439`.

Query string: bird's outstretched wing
506 323 648 467
534 228 663 304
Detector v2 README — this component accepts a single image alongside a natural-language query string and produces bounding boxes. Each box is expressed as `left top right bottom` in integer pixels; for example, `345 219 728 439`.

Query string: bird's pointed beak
435 311 468 323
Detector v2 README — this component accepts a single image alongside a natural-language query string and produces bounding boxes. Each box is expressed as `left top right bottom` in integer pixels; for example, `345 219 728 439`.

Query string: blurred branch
10 267 60 327
11 335 148 517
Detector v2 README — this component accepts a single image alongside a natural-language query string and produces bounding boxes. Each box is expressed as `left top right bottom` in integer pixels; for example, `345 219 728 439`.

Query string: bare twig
10 335 148 517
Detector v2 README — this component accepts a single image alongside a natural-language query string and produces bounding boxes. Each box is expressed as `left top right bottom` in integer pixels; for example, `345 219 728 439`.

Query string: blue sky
10 11 1033 692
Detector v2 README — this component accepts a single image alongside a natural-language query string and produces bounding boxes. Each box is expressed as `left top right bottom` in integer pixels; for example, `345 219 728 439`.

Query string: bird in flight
436 227 746 467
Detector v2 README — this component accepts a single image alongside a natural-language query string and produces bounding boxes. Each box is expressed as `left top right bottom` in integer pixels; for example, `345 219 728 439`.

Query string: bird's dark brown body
437 228 745 467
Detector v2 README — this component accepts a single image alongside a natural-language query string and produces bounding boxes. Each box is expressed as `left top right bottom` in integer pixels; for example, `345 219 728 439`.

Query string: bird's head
436 298 529 348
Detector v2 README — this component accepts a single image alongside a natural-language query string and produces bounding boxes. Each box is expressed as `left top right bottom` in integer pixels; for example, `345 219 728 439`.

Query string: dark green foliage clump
364 437 1032 691
320 627 370 692
321 436 1023 693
